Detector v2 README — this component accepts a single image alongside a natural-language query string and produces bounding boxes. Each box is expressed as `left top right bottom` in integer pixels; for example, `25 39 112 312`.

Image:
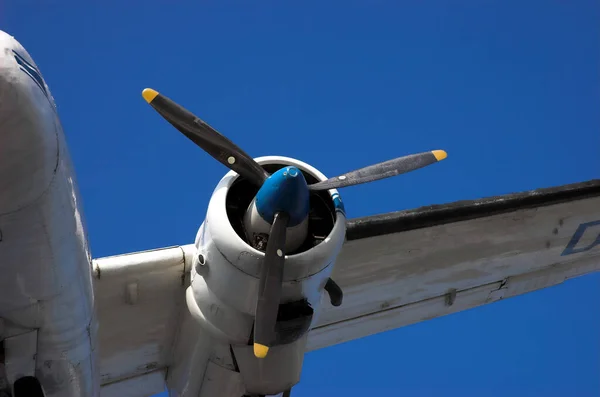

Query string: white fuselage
0 31 98 396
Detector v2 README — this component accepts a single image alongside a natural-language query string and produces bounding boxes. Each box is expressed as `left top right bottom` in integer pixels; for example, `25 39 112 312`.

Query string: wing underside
94 179 600 396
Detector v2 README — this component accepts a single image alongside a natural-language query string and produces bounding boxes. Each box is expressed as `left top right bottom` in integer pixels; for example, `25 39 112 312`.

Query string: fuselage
0 31 98 396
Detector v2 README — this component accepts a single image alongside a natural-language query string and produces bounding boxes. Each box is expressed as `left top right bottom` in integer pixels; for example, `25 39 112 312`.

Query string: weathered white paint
309 281 505 350
0 30 98 396
4 330 38 387
99 369 166 397
93 246 194 385
95 194 600 396
197 362 245 397
315 197 600 331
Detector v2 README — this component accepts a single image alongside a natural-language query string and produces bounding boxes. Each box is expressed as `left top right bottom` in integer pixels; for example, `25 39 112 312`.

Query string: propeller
307 150 447 191
141 88 447 192
253 211 289 358
141 88 448 359
142 89 268 187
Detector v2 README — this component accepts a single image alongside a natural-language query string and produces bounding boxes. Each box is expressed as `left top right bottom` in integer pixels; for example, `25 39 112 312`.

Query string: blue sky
3 1 599 396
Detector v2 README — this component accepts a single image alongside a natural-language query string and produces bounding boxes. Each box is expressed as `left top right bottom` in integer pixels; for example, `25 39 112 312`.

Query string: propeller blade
254 211 289 359
142 88 269 187
308 150 447 191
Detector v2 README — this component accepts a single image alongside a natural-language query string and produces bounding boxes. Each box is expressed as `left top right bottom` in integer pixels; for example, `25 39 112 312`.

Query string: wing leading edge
309 179 600 350
94 179 600 396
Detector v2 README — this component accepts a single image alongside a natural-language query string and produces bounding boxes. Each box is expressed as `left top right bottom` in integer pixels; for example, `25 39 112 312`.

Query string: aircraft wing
94 179 600 396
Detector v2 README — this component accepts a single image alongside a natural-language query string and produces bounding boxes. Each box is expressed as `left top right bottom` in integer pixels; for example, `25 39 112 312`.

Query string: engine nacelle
187 155 346 395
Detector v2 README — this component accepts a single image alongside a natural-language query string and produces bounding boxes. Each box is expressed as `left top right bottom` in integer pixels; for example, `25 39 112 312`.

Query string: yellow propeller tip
432 150 447 161
253 343 269 358
142 88 159 103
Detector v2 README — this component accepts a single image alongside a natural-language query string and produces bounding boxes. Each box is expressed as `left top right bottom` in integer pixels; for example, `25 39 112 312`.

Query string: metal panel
198 362 245 397
99 369 166 397
93 246 195 385
0 30 98 397
309 183 600 348
316 196 600 326
3 330 37 386
308 281 504 350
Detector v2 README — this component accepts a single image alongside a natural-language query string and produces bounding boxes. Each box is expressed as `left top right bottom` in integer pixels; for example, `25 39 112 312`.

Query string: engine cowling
187 155 346 395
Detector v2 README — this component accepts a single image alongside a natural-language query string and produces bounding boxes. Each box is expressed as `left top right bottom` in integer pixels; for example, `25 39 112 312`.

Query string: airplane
0 28 598 397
